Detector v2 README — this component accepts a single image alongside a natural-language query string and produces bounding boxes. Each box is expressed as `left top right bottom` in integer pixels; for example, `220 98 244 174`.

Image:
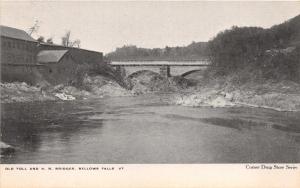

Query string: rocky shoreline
1 72 300 112
0 75 133 103
174 79 300 112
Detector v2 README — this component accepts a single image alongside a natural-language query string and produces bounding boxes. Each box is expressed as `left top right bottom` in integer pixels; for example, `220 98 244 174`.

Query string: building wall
1 64 43 85
1 37 38 65
37 55 91 85
39 44 114 84
0 37 41 84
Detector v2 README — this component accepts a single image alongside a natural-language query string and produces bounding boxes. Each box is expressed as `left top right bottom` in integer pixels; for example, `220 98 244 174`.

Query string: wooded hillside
105 42 208 61
207 14 300 82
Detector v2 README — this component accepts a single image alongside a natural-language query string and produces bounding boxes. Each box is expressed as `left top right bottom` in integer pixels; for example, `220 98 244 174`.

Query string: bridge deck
110 61 210 66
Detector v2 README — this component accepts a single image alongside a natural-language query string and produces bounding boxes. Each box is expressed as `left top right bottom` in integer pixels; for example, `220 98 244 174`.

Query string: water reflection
1 101 104 163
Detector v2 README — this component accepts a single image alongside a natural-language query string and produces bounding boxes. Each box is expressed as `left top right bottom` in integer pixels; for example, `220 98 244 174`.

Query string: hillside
206 14 300 82
269 14 300 47
174 14 300 111
105 41 208 61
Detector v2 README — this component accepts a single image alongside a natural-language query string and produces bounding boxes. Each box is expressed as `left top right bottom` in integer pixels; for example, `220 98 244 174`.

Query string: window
27 55 33 63
7 54 12 62
49 68 52 73
7 42 11 48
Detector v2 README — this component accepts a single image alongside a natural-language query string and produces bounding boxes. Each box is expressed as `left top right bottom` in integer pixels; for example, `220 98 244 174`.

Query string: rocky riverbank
2 70 299 112
0 70 195 103
0 75 132 103
174 77 300 112
129 70 194 95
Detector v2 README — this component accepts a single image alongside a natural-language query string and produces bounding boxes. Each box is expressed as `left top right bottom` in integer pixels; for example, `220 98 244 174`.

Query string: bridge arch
128 70 161 79
181 69 203 77
122 66 161 77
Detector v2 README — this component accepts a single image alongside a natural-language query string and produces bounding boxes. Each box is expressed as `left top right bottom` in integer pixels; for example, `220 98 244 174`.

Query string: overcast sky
1 1 300 53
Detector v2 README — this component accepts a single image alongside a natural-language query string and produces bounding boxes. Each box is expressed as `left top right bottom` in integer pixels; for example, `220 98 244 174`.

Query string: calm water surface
1 94 300 163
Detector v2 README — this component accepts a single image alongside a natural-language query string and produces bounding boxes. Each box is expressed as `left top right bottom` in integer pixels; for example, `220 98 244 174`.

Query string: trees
37 36 45 43
207 15 300 82
61 31 81 48
208 26 271 75
105 42 209 61
28 21 82 47
37 36 54 44
46 38 54 44
28 21 54 45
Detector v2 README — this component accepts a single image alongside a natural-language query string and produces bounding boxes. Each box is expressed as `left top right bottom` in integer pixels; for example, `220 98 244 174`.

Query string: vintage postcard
0 1 299 187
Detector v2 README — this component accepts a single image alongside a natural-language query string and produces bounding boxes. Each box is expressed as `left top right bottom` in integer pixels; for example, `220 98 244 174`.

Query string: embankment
0 75 132 103
128 70 194 95
174 74 300 112
2 65 299 112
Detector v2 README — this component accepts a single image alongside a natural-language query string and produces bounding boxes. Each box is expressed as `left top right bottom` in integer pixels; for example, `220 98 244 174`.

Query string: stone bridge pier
115 65 127 78
159 66 171 77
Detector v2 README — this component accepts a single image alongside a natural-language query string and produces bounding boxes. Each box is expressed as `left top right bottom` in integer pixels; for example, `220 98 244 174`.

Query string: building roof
40 43 103 55
0 25 37 42
37 50 69 63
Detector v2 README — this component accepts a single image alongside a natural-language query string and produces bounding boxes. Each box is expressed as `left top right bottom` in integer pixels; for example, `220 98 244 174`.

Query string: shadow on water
267 112 300 134
163 114 261 130
1 101 105 162
272 123 300 133
164 113 300 133
201 117 262 130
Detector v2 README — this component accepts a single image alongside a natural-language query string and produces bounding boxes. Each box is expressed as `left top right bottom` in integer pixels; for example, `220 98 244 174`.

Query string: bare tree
72 39 81 48
61 31 71 47
61 31 81 48
28 20 40 36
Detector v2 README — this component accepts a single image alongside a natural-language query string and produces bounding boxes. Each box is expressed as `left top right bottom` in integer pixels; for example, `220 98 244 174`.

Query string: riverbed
1 94 300 163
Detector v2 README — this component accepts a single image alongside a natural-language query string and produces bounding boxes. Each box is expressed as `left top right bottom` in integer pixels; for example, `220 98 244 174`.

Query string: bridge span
109 61 210 77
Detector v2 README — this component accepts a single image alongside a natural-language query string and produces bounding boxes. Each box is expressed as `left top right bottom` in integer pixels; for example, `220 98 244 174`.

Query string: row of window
4 53 35 63
2 40 36 51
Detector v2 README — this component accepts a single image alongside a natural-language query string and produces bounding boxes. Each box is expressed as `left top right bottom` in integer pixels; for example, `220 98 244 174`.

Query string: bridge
109 61 210 78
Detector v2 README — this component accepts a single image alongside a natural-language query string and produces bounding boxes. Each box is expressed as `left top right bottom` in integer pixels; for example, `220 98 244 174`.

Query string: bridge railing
109 61 211 66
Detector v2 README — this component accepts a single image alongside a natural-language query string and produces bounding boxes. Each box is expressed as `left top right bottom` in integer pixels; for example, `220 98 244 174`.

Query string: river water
1 94 300 163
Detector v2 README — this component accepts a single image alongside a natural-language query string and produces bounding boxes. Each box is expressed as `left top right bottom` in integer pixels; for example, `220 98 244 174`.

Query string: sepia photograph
1 0 300 167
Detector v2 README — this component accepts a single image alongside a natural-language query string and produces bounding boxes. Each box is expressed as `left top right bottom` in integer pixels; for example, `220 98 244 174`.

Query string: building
36 44 105 85
1 25 104 85
0 26 41 84
39 43 103 68
1 25 38 65
37 50 89 85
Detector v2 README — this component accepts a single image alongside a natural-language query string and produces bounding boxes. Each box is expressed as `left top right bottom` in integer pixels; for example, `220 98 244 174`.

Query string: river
1 94 300 163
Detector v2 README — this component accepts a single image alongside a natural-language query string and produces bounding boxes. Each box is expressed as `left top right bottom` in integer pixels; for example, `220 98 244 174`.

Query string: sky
1 1 300 53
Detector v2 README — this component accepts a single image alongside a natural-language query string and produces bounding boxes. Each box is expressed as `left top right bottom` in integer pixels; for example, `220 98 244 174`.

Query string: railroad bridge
109 61 210 78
